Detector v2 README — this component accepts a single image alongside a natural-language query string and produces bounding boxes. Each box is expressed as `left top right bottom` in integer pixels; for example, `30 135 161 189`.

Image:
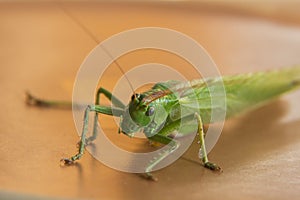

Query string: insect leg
144 134 180 181
61 105 123 165
89 87 125 143
25 91 72 109
142 115 196 180
195 113 222 172
95 87 125 108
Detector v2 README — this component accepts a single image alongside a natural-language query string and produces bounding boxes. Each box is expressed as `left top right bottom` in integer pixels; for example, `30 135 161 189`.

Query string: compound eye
145 106 155 116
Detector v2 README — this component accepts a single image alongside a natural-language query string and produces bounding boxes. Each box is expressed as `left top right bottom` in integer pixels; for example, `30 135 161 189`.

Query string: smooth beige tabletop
1 2 300 200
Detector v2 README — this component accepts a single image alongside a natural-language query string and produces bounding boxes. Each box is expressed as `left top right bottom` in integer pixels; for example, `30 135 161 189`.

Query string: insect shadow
181 99 299 176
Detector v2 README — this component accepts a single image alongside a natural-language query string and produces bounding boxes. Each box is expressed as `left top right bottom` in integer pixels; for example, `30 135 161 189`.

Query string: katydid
26 65 300 180
26 5 300 180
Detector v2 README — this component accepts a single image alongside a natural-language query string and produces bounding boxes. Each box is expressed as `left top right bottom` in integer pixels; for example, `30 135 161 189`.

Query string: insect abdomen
224 66 300 118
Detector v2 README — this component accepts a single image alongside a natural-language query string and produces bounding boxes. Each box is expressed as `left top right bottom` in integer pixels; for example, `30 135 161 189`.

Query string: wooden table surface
1 2 300 200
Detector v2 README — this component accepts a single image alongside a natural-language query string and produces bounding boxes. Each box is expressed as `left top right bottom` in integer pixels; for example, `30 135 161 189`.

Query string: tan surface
1 2 300 200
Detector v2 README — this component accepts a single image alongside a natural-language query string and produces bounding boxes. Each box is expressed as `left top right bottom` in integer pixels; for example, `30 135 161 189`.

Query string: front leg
142 113 221 180
88 87 126 144
145 134 180 181
61 105 124 165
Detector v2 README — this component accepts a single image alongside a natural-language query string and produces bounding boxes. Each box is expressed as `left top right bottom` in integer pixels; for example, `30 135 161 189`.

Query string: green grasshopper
26 6 300 180
26 65 300 180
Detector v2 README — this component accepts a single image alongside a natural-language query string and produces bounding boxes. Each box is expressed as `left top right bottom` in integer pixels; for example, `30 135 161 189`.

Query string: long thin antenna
58 3 136 94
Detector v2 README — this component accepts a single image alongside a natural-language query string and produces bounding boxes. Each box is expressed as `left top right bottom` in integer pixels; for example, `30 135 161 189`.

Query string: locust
26 65 300 180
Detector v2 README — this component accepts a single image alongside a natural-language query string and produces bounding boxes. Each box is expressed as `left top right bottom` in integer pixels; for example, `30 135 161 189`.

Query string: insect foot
204 162 223 173
25 91 48 107
139 173 158 182
60 158 75 166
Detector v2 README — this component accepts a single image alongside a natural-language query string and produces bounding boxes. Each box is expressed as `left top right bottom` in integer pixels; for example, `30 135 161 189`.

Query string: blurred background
1 0 300 200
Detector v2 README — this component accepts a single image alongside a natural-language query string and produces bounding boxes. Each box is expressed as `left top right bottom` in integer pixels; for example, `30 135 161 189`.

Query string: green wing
174 66 300 123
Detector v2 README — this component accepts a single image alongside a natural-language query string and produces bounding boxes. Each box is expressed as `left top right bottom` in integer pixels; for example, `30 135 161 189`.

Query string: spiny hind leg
195 113 222 172
25 91 72 108
87 87 125 144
